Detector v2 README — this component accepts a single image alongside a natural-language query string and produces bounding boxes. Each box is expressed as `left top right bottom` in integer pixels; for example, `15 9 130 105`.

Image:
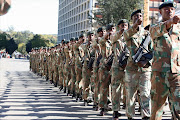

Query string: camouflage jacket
124 26 152 72
150 22 180 73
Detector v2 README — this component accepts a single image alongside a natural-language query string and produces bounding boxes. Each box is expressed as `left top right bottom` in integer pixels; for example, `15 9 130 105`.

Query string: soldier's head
159 1 176 21
97 27 104 37
70 37 75 44
87 31 95 41
79 33 86 43
117 19 129 31
131 9 143 24
106 24 116 35
65 40 70 47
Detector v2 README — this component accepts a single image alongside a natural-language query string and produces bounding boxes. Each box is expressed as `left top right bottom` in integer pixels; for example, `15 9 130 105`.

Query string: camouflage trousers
64 63 71 89
58 65 64 86
91 64 100 105
75 63 82 94
150 71 180 120
111 67 125 111
99 62 111 109
53 65 59 86
125 70 151 118
82 64 91 100
70 64 76 92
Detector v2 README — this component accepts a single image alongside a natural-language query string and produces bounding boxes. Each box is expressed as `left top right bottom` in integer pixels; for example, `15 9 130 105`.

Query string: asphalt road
0 58 172 120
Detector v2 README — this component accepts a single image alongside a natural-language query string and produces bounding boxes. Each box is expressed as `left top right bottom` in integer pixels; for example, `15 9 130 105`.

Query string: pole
143 0 149 27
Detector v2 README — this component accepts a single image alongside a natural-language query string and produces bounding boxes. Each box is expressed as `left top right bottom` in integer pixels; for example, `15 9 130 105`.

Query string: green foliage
18 43 27 55
0 32 8 50
6 38 18 55
94 0 143 26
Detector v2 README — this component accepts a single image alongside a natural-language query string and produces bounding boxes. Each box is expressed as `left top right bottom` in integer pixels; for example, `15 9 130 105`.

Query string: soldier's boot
54 82 57 87
99 108 105 116
72 90 76 98
128 117 133 120
67 89 71 96
64 87 66 93
84 100 88 106
59 85 63 91
76 93 80 102
142 117 150 120
93 102 99 111
46 76 49 81
113 111 121 120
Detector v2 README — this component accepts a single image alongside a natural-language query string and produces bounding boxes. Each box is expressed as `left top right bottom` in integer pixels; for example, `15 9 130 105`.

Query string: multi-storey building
58 0 180 43
149 0 180 24
58 0 97 43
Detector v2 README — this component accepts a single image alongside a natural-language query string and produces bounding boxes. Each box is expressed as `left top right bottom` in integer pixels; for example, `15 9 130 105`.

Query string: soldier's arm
150 15 180 40
111 31 123 43
123 26 138 41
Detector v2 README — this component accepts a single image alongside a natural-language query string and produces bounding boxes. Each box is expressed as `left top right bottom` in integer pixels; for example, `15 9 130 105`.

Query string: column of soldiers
29 1 179 120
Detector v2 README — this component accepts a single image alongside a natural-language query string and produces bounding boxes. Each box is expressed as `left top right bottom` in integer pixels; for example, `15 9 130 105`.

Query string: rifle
132 34 153 68
118 45 129 69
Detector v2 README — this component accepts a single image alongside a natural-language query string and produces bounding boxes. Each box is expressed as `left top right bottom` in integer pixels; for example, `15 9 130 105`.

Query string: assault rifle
132 34 153 68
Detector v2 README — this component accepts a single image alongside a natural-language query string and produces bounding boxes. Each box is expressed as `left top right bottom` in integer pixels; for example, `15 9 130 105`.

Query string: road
0 58 172 120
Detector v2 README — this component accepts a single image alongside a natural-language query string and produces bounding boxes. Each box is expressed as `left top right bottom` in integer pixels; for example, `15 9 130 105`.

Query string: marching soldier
149 1 180 120
123 9 152 120
111 19 129 120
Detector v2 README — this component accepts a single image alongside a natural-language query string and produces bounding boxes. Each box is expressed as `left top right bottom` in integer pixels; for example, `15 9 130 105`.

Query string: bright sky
0 0 59 34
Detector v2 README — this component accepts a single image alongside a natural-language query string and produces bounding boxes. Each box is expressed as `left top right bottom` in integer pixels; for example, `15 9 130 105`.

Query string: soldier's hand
119 28 125 34
172 15 180 24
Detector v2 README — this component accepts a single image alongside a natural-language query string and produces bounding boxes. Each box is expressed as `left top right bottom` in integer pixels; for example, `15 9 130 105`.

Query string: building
58 0 97 43
149 0 180 24
58 0 180 43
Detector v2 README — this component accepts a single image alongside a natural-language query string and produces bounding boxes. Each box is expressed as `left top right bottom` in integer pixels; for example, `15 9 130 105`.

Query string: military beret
75 37 79 41
70 37 75 41
159 1 177 9
117 19 129 25
97 27 103 33
106 24 115 31
79 33 85 38
131 9 142 19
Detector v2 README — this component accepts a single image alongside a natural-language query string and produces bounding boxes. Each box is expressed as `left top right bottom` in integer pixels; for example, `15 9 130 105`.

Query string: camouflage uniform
98 36 112 110
150 22 180 120
74 41 83 98
124 27 151 118
64 45 71 92
111 32 126 112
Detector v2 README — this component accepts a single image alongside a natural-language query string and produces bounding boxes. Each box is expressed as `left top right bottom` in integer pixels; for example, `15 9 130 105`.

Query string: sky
0 0 59 34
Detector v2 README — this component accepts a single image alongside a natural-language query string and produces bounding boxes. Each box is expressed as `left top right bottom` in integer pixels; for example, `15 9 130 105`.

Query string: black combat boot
72 91 76 98
64 87 66 93
113 111 121 120
84 100 88 106
99 108 105 116
59 85 63 91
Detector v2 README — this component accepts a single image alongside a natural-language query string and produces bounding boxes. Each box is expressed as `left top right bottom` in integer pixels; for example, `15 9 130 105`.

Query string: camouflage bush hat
159 1 177 9
117 19 129 26
131 9 142 19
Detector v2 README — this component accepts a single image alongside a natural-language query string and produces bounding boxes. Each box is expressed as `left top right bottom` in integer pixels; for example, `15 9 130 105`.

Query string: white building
58 0 97 43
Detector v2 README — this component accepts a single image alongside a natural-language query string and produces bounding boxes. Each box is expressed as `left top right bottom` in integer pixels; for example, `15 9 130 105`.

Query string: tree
18 43 27 55
94 0 143 26
0 32 8 49
6 38 18 55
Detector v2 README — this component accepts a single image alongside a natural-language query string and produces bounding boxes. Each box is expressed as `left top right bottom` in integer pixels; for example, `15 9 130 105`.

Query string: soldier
149 2 180 120
74 34 85 101
64 40 71 95
98 24 115 116
58 40 66 91
81 31 95 106
123 9 152 119
91 27 104 110
69 37 76 97
111 19 129 120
